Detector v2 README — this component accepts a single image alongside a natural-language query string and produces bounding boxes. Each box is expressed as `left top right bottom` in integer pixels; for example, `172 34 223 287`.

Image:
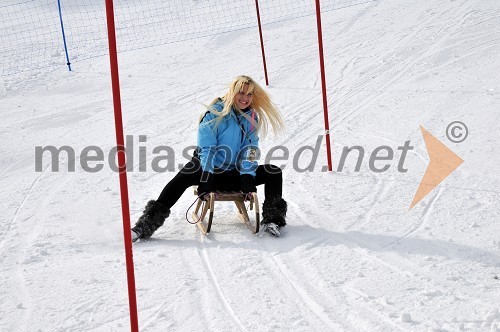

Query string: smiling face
234 83 253 110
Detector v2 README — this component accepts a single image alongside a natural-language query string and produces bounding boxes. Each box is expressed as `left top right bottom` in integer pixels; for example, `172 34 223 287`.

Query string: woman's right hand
197 171 215 197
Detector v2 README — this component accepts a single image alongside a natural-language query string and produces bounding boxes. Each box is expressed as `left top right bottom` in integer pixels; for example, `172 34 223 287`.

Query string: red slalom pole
104 0 139 331
254 0 269 86
314 0 333 172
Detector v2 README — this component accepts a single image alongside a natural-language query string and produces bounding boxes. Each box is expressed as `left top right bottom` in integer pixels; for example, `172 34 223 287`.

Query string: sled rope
185 193 222 224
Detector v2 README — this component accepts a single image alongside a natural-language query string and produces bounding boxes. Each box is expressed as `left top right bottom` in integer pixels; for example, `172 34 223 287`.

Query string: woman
132 75 287 240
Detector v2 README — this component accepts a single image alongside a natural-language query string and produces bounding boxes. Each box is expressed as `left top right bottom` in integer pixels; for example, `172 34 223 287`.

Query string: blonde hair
204 75 285 137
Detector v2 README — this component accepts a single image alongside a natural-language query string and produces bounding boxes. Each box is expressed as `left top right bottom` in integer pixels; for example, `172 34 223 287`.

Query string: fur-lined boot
131 200 170 241
261 197 287 237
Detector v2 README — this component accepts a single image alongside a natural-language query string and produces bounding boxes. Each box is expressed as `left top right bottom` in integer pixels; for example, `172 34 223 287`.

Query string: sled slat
192 188 260 235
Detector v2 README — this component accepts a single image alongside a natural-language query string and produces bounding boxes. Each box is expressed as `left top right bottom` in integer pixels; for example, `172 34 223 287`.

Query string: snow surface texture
1 0 500 331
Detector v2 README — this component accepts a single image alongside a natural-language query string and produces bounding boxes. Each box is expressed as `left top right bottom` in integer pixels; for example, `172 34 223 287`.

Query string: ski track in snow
381 187 443 250
286 181 470 330
197 234 249 332
257 244 346 330
285 195 388 329
2 167 56 332
0 165 48 250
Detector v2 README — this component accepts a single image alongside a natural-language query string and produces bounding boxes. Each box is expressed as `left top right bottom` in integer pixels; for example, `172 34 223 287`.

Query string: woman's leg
255 164 283 200
255 164 287 233
132 158 202 241
157 158 203 209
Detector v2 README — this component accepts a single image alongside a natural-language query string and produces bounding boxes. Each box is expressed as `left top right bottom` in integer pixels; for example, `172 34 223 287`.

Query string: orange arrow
410 126 464 210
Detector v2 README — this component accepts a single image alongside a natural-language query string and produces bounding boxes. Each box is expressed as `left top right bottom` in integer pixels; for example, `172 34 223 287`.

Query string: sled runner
192 188 260 235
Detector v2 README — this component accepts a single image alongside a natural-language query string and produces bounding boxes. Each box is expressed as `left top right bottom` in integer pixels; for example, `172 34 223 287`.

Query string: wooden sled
192 188 260 235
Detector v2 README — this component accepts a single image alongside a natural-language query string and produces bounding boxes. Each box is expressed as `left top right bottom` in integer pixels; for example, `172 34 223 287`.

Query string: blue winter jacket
197 99 259 176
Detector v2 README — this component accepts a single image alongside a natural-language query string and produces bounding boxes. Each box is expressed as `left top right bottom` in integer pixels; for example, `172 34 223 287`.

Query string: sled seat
192 187 260 235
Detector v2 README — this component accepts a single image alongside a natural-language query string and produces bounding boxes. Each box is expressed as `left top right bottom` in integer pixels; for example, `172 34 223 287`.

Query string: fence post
254 0 269 86
56 0 71 71
104 0 139 331
314 0 333 172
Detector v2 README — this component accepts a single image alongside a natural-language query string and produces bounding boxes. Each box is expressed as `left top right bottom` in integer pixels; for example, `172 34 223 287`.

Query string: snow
1 0 500 331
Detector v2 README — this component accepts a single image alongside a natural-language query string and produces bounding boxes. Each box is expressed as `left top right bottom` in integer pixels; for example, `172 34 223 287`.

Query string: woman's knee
266 164 282 176
258 164 282 179
169 159 203 186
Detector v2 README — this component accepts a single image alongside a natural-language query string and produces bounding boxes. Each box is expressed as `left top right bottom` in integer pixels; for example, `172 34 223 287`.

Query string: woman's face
234 83 253 110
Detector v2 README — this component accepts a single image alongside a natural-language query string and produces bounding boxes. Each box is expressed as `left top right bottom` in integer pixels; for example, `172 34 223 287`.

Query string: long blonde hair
204 75 285 137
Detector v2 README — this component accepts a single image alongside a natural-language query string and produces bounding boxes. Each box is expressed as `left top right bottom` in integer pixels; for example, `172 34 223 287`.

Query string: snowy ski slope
1 0 499 331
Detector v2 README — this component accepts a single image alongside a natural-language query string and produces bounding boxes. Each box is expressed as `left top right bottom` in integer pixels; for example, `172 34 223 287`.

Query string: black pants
157 157 282 209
